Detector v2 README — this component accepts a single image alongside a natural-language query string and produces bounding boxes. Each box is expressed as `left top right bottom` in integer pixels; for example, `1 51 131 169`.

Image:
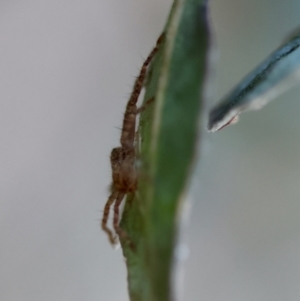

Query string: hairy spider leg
120 33 165 149
101 190 118 245
136 97 155 114
112 192 133 246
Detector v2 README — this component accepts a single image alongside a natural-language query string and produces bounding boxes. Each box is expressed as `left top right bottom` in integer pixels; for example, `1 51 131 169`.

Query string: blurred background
1 0 300 300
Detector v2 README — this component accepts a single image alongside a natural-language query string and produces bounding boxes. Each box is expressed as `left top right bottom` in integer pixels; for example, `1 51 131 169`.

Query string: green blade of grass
208 28 300 132
119 1 211 300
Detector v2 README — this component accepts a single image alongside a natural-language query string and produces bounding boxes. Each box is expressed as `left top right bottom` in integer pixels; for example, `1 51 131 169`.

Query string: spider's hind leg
113 192 136 250
101 190 118 245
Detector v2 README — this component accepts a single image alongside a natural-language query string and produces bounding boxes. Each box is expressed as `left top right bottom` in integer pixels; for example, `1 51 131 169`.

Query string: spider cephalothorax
110 147 137 193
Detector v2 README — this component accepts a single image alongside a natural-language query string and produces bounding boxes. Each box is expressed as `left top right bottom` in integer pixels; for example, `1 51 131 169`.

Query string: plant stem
120 1 211 300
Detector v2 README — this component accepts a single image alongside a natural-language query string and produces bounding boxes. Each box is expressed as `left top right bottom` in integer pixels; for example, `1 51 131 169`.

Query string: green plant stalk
120 1 211 300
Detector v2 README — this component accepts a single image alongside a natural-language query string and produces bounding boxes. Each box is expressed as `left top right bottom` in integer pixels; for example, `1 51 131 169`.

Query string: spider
101 33 164 247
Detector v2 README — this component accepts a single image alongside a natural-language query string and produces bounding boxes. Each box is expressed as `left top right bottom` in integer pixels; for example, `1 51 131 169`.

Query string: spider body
111 147 137 193
101 33 164 246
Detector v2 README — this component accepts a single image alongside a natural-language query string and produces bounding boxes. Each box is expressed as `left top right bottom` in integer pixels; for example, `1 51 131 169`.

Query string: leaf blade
208 29 300 132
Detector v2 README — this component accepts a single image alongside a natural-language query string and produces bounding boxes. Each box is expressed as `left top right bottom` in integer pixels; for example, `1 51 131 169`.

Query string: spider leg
101 190 118 245
113 192 135 250
136 97 155 114
132 97 155 166
120 33 164 148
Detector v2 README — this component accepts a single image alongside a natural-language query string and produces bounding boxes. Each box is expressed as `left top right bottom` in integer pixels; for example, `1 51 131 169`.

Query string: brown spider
101 33 164 246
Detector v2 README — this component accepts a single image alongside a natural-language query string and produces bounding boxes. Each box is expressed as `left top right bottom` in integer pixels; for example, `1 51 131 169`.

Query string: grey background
1 0 300 300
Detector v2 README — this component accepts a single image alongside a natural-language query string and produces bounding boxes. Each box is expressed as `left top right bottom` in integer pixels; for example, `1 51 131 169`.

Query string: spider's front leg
136 97 155 114
120 33 164 149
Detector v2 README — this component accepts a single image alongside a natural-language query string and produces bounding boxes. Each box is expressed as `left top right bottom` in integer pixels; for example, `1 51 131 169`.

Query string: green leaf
208 27 300 132
119 1 211 300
